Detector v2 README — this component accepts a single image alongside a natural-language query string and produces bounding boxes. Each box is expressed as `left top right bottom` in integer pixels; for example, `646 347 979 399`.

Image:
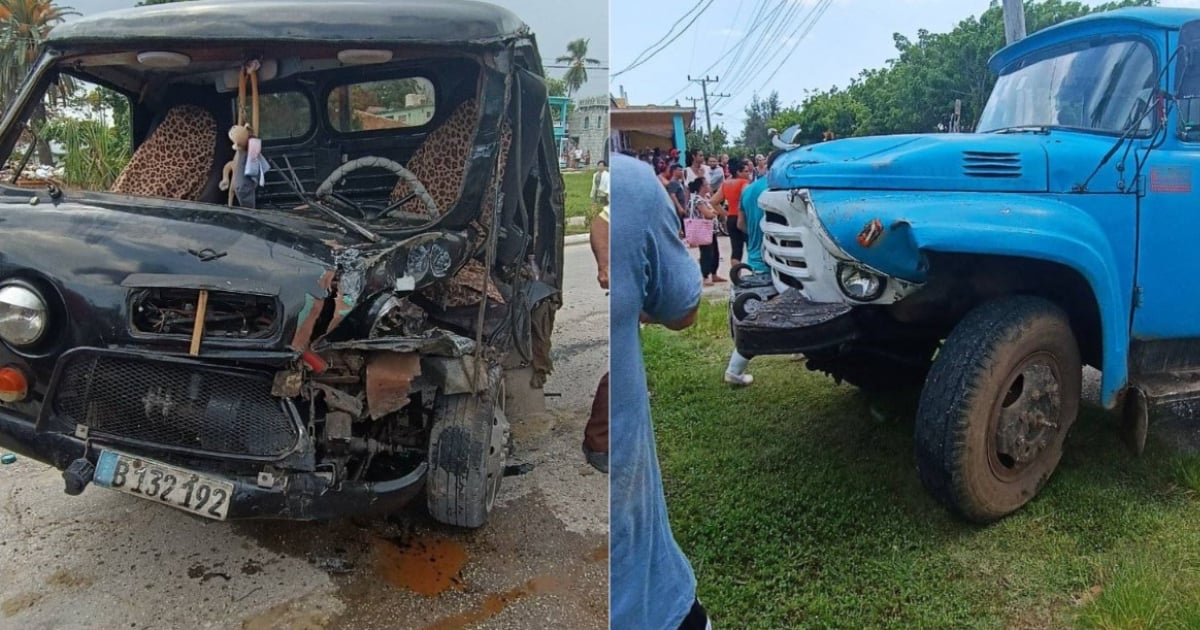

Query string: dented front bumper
0 405 427 520
730 282 861 358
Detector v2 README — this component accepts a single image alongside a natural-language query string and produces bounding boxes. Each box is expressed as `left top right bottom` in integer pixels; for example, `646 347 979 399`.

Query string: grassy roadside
563 169 598 236
643 300 1200 629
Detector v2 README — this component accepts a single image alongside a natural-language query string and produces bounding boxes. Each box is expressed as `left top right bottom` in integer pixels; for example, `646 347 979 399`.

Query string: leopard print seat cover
390 100 481 217
111 105 217 200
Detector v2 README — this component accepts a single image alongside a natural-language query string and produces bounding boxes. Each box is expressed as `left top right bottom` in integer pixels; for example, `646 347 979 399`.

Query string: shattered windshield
978 39 1156 136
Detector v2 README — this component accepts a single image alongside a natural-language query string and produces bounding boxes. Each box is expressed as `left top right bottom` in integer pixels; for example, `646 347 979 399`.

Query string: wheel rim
987 351 1064 482
484 406 508 512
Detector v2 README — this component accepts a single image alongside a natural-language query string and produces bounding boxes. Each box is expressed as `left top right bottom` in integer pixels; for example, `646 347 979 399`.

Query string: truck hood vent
963 151 1022 178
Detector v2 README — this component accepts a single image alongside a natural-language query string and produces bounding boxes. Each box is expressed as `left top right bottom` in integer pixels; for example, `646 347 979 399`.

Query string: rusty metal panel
365 352 421 419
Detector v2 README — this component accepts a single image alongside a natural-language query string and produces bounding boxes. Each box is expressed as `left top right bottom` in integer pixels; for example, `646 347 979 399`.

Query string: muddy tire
915 296 1080 523
804 341 937 393
426 368 510 528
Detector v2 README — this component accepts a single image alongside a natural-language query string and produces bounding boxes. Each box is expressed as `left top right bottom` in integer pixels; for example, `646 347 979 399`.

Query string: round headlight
429 243 452 278
407 242 432 275
837 264 885 302
0 285 48 346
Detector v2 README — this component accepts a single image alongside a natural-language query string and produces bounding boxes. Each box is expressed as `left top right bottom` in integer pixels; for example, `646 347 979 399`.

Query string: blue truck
730 7 1200 522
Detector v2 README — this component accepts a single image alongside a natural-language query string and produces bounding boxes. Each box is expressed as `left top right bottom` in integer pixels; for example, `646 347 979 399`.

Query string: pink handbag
684 216 714 246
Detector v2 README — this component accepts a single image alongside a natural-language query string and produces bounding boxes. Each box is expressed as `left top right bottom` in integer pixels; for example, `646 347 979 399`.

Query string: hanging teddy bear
221 60 264 208
219 123 252 195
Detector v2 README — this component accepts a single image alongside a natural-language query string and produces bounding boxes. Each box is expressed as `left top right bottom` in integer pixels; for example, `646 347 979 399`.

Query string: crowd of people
613 144 777 387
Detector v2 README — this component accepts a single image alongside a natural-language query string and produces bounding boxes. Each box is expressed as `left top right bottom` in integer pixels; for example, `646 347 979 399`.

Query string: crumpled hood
0 190 469 359
769 133 1053 193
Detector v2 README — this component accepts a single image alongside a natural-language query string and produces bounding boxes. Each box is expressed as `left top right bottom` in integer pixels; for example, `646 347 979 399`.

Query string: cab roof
48 0 528 49
988 6 1200 74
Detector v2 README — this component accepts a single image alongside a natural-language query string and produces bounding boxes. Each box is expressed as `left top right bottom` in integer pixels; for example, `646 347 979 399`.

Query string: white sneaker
724 371 753 386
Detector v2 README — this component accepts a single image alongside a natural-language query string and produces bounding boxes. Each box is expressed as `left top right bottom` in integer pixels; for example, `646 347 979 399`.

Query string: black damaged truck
0 0 564 527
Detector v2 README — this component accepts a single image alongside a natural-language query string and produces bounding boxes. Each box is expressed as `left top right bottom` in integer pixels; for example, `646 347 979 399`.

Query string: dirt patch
45 568 93 589
422 574 566 629
1 592 43 617
241 598 338 630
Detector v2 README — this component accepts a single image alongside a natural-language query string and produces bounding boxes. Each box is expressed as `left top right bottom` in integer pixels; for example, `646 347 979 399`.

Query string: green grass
563 169 598 236
643 300 1200 630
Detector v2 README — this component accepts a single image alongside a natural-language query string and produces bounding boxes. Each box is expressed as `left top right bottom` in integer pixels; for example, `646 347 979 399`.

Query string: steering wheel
314 156 440 220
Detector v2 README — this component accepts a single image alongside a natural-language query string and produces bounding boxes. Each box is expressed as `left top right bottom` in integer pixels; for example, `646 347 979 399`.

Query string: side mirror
1176 20 1200 98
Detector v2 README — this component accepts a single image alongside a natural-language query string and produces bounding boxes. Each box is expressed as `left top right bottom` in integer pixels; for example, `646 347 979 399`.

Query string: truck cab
730 7 1200 522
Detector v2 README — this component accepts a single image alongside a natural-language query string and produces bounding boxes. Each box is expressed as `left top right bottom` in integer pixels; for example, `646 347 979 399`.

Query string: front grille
48 350 300 459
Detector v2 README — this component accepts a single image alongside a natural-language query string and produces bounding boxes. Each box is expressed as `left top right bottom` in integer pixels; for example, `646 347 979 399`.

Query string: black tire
731 291 764 321
804 341 937 393
730 263 754 287
426 367 510 528
915 296 1081 523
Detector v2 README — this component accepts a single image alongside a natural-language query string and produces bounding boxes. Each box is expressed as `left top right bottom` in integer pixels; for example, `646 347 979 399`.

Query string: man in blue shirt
610 154 711 629
725 150 779 386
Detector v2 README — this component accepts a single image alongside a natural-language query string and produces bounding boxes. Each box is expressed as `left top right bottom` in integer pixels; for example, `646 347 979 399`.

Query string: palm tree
555 38 600 97
0 0 77 165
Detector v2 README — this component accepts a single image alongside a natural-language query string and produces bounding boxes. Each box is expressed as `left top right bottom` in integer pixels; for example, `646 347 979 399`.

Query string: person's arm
709 186 725 207
590 173 598 201
670 192 686 217
643 189 702 330
699 199 716 220
590 213 609 290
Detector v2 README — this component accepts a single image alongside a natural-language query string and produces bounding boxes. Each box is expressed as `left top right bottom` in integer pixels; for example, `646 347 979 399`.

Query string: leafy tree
687 123 729 156
545 76 568 97
738 91 782 154
768 0 1153 143
556 37 600 96
0 0 77 164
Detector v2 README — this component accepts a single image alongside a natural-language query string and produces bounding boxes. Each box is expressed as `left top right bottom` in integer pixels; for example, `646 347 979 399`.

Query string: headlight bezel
836 263 887 302
0 282 49 348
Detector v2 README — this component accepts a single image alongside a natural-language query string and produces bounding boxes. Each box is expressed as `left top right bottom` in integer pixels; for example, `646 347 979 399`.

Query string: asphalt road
0 241 609 630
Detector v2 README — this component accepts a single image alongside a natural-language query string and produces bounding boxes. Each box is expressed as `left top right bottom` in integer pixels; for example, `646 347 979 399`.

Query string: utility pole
1002 0 1026 45
687 75 729 141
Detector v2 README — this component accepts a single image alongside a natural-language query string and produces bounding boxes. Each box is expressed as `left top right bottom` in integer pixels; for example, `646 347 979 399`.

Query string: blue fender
809 190 1135 408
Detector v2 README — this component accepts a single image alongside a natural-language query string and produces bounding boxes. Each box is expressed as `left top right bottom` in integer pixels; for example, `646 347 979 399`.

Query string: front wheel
914 296 1081 523
426 367 510 528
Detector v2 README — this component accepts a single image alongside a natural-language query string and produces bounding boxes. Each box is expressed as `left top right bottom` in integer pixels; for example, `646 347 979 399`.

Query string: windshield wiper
1076 47 1179 193
989 125 1052 135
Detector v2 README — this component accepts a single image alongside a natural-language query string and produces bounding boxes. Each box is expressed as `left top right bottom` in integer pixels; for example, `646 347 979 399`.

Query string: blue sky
60 0 609 98
611 0 1200 138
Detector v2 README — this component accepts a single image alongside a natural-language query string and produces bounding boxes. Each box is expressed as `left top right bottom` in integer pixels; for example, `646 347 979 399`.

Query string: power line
612 0 714 78
660 0 771 103
719 0 808 97
616 0 705 71
746 0 834 96
712 0 833 111
716 0 792 87
657 0 758 102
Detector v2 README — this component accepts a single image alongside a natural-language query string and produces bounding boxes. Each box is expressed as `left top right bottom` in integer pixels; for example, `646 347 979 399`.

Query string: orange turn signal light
0 366 28 403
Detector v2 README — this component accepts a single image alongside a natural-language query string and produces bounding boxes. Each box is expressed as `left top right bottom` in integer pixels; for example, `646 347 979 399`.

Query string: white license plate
94 450 234 520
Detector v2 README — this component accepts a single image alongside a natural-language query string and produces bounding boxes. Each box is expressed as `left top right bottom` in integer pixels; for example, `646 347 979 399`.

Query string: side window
327 77 436 133
256 91 313 142
1179 97 1200 142
28 76 132 191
